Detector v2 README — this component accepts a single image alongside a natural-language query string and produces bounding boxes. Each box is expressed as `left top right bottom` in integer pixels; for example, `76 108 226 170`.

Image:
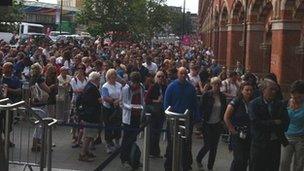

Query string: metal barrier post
165 106 190 171
143 113 151 171
46 124 52 171
4 109 11 171
0 101 26 171
172 118 179 171
39 121 47 171
44 118 57 171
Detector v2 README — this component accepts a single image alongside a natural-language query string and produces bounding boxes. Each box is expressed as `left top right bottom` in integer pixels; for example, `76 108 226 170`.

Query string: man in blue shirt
164 67 197 171
2 62 22 103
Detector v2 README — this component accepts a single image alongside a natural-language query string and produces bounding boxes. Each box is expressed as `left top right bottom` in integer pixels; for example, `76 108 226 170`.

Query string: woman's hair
31 63 43 76
89 71 101 81
210 77 221 85
62 50 71 60
154 71 165 83
130 71 141 84
106 68 116 80
264 73 278 83
237 81 253 99
290 80 304 94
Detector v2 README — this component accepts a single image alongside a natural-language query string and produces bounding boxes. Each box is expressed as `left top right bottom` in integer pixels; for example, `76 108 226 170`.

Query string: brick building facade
198 0 304 89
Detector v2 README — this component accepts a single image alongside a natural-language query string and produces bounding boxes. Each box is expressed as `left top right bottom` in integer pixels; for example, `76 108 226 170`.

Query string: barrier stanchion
165 106 190 171
4 109 10 171
44 118 57 171
143 113 151 171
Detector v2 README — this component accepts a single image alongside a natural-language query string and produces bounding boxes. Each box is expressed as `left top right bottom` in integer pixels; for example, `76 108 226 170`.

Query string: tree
0 0 24 32
76 0 170 40
168 10 194 36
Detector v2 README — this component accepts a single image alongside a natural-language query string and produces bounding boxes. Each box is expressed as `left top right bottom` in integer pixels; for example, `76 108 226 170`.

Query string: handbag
31 83 49 105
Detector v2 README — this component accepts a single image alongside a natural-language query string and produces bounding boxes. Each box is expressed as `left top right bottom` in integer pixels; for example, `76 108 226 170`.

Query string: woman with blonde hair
196 77 227 170
29 63 52 152
145 71 167 157
101 68 122 154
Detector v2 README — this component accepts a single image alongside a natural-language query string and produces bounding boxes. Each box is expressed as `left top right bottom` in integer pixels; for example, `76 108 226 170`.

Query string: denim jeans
280 136 304 171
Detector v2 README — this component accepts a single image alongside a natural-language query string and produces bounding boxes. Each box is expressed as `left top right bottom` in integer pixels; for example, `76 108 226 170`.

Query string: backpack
129 142 141 169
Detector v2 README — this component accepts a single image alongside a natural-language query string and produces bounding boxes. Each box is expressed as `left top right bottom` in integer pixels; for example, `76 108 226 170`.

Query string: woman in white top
101 69 122 154
188 63 204 94
70 63 88 148
57 66 72 123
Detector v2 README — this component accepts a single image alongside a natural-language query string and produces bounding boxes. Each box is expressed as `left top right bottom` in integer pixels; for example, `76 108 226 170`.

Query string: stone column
271 20 302 89
212 27 219 60
218 26 227 65
226 24 244 69
245 23 265 74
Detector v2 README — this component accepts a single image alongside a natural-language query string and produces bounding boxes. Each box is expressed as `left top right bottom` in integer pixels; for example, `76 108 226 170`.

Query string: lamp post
59 0 63 34
182 0 186 35
242 0 248 68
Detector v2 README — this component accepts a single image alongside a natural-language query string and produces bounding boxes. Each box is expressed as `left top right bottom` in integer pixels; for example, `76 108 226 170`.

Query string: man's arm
279 101 290 132
164 84 173 110
248 101 277 127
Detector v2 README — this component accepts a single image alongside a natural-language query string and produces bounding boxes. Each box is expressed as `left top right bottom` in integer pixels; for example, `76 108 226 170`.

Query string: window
28 26 43 33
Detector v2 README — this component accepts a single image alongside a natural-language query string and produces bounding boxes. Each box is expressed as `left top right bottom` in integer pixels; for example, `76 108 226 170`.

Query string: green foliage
168 10 194 35
0 0 24 32
76 0 171 40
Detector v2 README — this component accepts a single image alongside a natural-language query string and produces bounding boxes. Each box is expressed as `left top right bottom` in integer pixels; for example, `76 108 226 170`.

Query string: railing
94 105 152 171
165 106 190 171
0 98 57 171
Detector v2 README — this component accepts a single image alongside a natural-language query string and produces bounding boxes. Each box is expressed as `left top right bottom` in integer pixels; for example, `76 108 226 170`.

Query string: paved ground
8 122 232 171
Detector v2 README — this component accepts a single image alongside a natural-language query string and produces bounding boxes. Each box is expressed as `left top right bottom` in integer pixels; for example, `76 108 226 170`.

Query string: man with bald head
164 67 197 171
249 79 289 171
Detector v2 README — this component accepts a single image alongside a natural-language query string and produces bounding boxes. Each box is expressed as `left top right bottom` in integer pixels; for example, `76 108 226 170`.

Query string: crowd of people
0 35 303 171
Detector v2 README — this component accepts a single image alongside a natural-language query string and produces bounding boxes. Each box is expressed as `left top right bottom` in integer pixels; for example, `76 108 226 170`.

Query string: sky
166 0 198 14
38 0 199 14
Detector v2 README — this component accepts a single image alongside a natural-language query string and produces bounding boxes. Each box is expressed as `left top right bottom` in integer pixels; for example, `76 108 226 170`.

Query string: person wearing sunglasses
145 71 167 158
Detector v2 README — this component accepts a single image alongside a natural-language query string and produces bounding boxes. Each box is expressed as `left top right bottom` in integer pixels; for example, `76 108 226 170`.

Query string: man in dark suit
79 72 102 162
249 79 290 171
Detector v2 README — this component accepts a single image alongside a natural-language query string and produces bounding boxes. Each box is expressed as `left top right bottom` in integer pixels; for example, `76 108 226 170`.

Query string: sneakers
106 145 113 154
93 137 102 145
31 146 41 152
121 161 131 169
196 161 204 171
72 144 81 148
114 142 120 150
78 154 94 162
149 154 163 158
86 152 96 158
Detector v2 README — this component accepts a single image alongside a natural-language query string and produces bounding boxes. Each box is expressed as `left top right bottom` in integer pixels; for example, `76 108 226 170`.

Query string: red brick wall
218 29 227 65
226 29 243 69
246 29 264 73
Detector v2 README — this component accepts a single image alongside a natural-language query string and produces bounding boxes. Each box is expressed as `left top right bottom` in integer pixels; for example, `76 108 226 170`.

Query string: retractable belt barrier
94 106 152 171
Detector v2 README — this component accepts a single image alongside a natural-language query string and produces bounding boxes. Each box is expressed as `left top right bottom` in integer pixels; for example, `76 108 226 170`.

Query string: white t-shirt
101 82 122 108
207 95 221 124
188 73 201 88
143 62 158 74
220 80 238 100
70 77 88 102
